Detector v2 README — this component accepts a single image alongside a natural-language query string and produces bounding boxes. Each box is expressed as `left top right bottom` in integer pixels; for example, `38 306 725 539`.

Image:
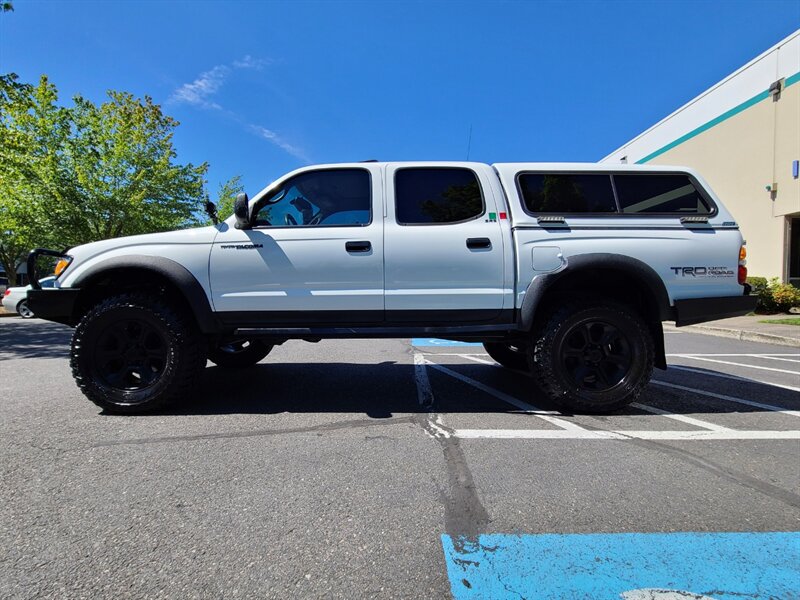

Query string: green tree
214 175 244 221
0 74 208 283
0 74 69 285
63 91 207 242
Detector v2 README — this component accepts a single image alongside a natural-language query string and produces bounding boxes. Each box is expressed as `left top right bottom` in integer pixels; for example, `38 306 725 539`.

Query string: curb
664 322 800 348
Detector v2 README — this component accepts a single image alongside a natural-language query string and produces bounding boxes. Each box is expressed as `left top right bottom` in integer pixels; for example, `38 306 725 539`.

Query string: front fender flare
71 255 220 333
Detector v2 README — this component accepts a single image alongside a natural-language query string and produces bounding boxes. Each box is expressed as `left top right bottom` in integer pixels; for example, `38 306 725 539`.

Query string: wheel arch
70 256 220 333
519 253 672 369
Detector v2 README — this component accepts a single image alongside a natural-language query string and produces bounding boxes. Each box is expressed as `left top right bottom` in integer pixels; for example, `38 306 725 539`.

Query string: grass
759 317 800 326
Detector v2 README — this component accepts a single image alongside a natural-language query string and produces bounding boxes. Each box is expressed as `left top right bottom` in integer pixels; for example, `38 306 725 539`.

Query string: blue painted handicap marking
412 338 482 347
441 532 800 599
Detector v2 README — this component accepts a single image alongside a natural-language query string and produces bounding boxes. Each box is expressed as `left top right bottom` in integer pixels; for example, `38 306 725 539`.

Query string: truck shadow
156 360 800 418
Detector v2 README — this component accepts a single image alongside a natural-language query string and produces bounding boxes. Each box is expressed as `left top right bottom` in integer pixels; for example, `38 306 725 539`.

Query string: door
383 163 507 322
209 165 384 325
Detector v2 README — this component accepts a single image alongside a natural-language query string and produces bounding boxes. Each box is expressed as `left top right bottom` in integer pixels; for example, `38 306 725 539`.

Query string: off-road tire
529 300 654 413
71 293 206 414
207 339 273 368
483 342 529 371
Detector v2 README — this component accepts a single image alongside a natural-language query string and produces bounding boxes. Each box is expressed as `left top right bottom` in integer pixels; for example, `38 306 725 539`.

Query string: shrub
746 276 800 313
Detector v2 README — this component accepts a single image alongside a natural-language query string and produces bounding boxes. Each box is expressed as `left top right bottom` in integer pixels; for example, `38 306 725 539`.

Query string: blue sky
1 0 798 199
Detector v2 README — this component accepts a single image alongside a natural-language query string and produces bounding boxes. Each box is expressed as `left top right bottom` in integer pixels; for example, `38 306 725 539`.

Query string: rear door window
394 168 484 225
614 174 713 214
518 174 616 214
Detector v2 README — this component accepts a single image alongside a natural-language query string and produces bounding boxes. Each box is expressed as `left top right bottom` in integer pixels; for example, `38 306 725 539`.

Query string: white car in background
2 277 56 318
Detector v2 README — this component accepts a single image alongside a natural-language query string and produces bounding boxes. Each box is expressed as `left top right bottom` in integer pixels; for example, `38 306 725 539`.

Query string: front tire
207 339 273 368
17 299 35 319
71 293 205 414
483 342 529 370
530 300 654 413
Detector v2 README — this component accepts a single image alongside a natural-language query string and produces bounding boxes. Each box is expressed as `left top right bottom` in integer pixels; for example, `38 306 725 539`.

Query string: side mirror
233 193 251 229
204 199 219 225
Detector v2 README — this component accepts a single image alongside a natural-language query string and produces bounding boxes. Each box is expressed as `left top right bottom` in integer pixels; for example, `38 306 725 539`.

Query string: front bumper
673 294 758 327
27 288 80 325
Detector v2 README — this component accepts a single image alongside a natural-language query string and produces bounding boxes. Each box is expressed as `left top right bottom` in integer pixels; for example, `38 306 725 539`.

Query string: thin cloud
248 125 309 162
169 64 228 110
233 55 271 70
169 57 308 162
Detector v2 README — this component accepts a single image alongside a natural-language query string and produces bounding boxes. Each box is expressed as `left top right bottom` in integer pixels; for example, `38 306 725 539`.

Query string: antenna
466 124 473 160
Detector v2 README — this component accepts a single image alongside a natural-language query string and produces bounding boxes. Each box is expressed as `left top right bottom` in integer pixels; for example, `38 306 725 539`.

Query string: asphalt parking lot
1 319 798 599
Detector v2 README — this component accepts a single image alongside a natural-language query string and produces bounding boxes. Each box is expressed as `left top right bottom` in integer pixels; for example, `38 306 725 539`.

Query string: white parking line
666 353 800 357
630 402 732 431
423 359 591 432
454 429 800 440
457 354 497 366
667 353 800 364
742 355 800 364
667 365 800 393
671 355 800 376
420 352 799 442
651 380 800 418
413 352 434 409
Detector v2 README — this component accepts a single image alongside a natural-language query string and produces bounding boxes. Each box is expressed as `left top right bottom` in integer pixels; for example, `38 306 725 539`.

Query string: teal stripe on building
636 70 800 164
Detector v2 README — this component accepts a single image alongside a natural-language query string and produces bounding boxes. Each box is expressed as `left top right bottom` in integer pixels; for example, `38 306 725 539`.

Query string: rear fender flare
518 253 671 369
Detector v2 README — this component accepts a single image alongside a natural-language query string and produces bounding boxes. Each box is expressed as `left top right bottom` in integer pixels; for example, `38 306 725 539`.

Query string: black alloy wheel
71 293 205 413
483 342 530 371
93 318 169 391
555 319 633 392
207 339 273 368
530 300 654 413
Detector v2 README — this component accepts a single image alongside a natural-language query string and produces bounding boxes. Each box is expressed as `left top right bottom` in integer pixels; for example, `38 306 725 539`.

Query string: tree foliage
214 174 245 221
0 73 207 285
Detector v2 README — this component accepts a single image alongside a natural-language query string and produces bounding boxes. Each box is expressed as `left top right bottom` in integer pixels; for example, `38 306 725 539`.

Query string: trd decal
670 266 734 278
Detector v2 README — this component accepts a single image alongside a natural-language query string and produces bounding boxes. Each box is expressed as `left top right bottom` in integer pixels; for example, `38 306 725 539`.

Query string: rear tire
529 300 654 413
17 300 34 319
71 293 205 414
483 342 529 370
207 339 273 368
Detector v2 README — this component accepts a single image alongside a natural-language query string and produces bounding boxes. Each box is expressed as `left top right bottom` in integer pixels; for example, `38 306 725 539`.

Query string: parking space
1 319 798 598
415 339 800 442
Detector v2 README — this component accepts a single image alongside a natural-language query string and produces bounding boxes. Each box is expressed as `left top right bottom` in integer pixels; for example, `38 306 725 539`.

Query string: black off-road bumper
673 294 757 327
26 248 78 325
26 288 80 325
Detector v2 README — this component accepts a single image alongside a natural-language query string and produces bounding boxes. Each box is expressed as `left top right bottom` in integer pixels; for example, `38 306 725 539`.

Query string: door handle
346 240 371 252
466 237 492 250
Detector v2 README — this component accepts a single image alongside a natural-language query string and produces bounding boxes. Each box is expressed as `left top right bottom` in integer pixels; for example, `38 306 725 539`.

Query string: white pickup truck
27 162 755 414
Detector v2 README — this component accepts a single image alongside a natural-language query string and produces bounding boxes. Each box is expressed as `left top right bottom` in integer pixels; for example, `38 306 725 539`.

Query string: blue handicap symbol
412 338 483 347
441 532 800 599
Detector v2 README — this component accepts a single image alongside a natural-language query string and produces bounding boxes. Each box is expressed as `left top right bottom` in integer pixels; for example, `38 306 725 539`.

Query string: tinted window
615 174 712 214
395 168 483 224
519 174 616 213
253 169 370 227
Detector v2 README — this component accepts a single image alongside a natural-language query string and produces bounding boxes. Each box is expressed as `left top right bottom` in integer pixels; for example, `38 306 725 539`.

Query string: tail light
738 244 747 285
3 289 9 297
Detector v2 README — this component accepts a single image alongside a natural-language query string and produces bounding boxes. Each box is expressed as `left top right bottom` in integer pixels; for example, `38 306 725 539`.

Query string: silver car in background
1 277 57 318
